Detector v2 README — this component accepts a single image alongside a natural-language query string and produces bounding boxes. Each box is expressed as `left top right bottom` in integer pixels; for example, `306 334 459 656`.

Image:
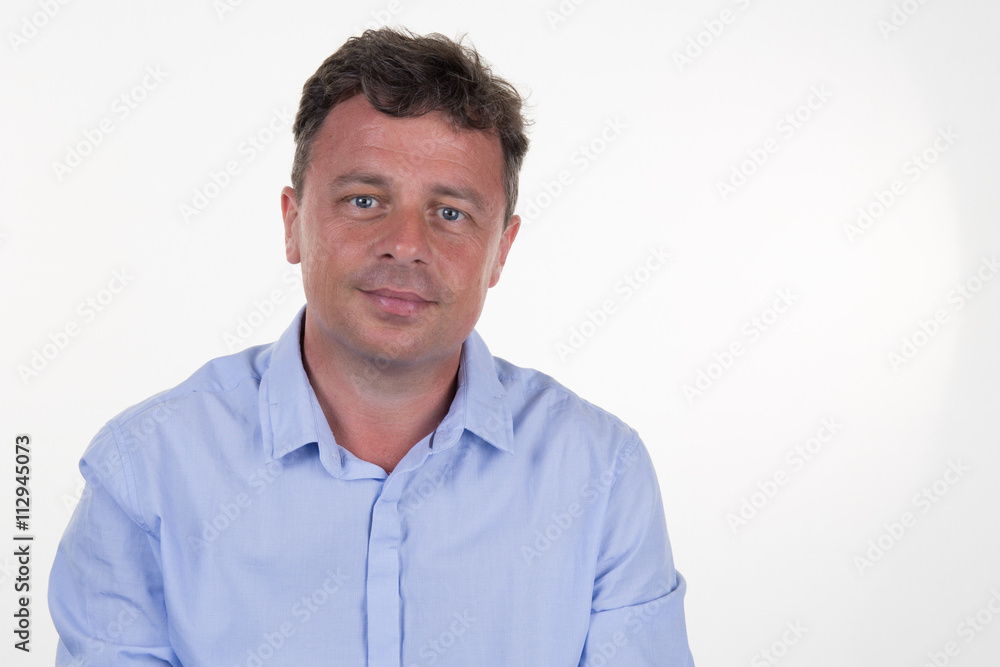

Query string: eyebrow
328 171 390 191
429 184 488 214
328 171 489 213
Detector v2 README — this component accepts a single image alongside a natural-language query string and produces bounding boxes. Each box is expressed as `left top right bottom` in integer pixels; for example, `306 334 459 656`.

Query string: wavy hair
291 27 531 226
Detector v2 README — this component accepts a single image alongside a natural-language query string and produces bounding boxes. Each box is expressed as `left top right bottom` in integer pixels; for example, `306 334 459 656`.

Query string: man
49 28 694 666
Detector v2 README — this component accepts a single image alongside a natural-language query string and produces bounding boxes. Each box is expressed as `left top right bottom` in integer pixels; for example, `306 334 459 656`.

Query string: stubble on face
283 95 516 383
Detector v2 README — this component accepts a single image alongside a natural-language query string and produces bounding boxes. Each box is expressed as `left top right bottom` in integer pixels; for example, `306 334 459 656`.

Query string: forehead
306 95 504 201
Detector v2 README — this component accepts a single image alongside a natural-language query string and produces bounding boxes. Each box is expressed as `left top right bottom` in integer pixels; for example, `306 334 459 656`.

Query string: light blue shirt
49 306 694 666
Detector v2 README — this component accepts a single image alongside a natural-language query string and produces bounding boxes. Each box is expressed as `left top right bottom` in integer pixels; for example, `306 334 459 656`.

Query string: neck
300 312 461 473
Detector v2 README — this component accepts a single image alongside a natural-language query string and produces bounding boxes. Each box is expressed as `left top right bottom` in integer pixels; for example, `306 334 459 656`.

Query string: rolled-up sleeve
48 425 179 666
578 437 695 666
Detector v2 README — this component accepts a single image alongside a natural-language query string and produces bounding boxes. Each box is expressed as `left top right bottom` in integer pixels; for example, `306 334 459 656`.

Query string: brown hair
291 27 531 227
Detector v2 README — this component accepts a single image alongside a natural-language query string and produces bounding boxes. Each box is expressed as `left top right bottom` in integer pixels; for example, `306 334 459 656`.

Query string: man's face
281 94 520 371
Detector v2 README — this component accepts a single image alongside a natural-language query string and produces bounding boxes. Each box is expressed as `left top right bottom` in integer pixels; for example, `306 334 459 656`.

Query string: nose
376 205 432 265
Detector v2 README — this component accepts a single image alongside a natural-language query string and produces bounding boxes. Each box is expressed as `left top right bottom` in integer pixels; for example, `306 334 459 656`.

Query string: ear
281 186 301 264
489 214 520 288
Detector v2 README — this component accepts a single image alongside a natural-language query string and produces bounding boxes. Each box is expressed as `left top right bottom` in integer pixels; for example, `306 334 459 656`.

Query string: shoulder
493 355 642 471
494 354 636 437
79 343 273 479
76 342 277 531
109 342 272 431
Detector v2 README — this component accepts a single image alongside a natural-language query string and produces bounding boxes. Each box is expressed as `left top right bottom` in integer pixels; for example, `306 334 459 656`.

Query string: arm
578 437 695 666
48 425 180 666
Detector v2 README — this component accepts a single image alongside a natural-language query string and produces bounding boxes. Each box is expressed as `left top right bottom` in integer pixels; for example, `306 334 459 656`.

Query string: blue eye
439 207 464 222
350 196 376 209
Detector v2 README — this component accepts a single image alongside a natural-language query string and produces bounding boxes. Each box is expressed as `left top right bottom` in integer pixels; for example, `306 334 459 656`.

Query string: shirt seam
611 430 642 485
497 372 632 436
152 372 262 404
101 375 262 535
592 433 658 587
106 420 152 535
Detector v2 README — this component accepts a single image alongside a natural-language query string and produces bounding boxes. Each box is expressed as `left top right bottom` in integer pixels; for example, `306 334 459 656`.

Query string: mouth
360 288 434 317
365 288 431 302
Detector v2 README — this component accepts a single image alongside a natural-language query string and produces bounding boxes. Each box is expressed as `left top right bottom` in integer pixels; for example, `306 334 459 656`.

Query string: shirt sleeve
48 424 180 666
578 436 695 666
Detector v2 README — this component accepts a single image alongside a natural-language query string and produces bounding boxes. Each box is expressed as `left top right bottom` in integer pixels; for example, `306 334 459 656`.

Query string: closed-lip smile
363 288 431 302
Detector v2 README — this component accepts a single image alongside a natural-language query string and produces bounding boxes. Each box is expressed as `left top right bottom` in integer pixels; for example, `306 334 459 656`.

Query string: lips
360 287 434 317
364 288 431 303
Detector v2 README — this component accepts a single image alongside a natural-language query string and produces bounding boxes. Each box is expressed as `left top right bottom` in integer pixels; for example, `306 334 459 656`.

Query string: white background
3 0 1000 665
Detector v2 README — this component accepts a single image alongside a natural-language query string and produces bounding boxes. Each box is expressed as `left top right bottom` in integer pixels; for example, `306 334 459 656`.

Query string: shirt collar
258 305 320 463
447 319 514 456
259 305 514 466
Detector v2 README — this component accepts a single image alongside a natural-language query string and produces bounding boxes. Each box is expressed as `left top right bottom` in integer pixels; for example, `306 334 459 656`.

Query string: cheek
299 222 355 276
298 241 342 298
442 238 495 289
